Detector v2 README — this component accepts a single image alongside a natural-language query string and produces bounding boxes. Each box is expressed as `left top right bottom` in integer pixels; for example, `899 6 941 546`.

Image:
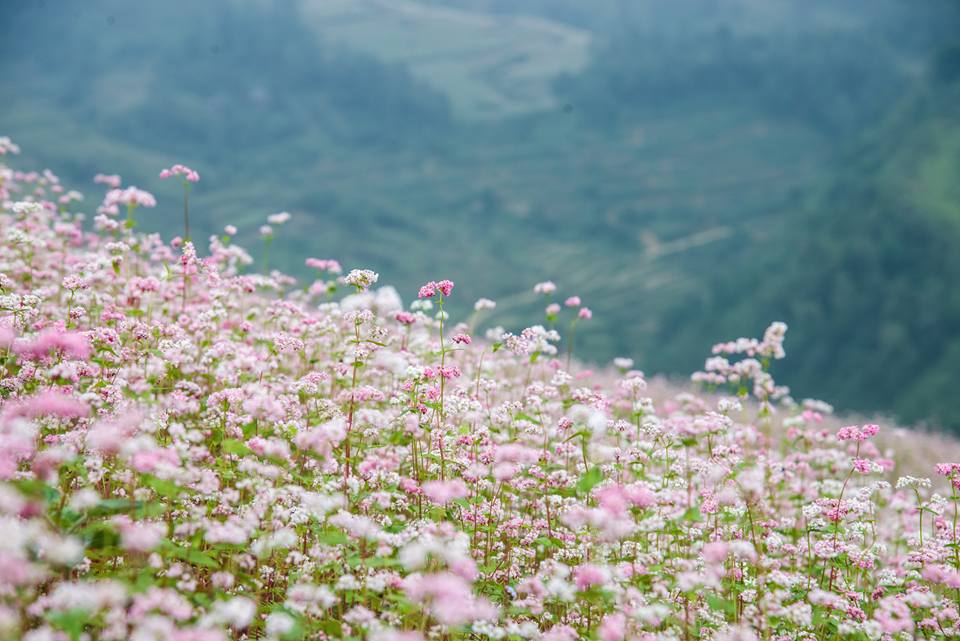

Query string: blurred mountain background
2 0 960 427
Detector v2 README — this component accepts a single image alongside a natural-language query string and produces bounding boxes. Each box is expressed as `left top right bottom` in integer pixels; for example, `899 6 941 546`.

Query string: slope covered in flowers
2 141 960 641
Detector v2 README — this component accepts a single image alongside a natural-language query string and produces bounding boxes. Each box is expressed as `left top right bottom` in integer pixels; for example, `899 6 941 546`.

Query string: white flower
344 269 379 291
265 611 296 636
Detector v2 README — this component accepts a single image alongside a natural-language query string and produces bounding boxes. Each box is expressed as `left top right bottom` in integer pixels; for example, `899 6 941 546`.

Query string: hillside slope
652 77 960 427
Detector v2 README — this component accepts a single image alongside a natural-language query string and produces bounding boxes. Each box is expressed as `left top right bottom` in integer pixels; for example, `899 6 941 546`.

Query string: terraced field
298 0 590 118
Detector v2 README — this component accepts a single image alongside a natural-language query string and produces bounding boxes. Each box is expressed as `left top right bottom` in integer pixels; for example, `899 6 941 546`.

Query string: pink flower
104 186 156 208
114 516 166 552
436 280 454 296
541 626 578 641
0 136 20 155
564 296 581 307
404 573 497 626
578 307 592 320
372 633 425 641
451 333 471 345
598 613 626 641
534 281 557 295
0 326 14 350
159 163 200 182
14 329 91 361
702 541 729 564
573 563 607 590
7 390 90 420
93 173 122 188
130 447 180 474
418 279 453 298
306 258 342 273
837 424 880 442
421 479 468 505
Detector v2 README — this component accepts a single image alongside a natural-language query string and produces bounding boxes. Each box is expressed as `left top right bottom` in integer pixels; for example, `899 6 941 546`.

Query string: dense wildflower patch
1 143 959 641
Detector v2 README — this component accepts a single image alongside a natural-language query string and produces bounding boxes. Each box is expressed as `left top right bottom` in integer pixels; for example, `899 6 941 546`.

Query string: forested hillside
2 0 959 427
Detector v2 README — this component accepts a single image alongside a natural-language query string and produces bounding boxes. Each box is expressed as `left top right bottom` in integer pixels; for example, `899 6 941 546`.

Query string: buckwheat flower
573 563 608 590
422 479 468 505
418 282 436 298
436 279 454 296
267 211 291 225
9 389 90 420
370 631 425 641
105 186 156 208
42 534 85 567
114 517 165 553
474 298 496 310
0 136 20 155
68 488 101 512
211 572 235 590
404 572 497 626
546 303 561 317
345 269 379 291
265 612 296 637
564 296 581 307
549 626 592 641
452 333 471 345
159 163 200 182
224 224 237 235
206 597 256 630
702 541 729 564
714 626 760 641
534 281 557 295
93 174 121 188
306 258 342 273
837 424 880 442
578 307 592 319
259 224 273 236
896 476 932 490
14 328 91 361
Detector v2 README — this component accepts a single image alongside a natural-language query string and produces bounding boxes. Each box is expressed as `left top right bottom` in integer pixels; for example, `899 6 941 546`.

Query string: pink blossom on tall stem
306 258 342 273
160 163 199 240
534 281 557 295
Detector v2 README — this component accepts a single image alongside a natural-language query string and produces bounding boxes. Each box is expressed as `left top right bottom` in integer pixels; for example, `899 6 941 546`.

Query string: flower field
3 141 960 641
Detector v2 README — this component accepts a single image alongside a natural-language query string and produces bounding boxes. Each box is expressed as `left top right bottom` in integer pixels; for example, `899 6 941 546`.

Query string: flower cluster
160 163 200 182
2 142 960 641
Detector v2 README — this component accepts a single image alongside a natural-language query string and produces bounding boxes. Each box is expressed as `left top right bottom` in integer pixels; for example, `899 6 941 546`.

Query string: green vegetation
1 0 959 427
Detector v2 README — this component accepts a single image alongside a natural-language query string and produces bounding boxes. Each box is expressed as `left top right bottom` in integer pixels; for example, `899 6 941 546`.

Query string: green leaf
705 594 735 615
577 466 603 494
47 608 91 641
316 529 349 546
142 475 189 499
222 438 253 456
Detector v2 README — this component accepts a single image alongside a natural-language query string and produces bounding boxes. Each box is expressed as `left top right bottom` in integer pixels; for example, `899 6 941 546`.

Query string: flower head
345 269 379 291
159 163 200 182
